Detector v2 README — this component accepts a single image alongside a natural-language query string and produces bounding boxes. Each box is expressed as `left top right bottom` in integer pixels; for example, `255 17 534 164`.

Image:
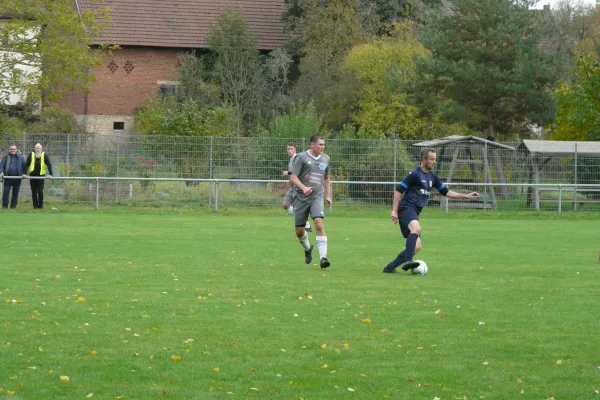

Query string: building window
157 81 180 98
113 122 125 131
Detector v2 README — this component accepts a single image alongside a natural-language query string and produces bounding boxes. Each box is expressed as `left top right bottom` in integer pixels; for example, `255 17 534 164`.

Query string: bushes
27 107 84 133
333 140 414 204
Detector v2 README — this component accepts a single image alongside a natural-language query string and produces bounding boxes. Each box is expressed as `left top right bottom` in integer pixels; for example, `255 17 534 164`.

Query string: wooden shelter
414 135 516 209
519 140 600 210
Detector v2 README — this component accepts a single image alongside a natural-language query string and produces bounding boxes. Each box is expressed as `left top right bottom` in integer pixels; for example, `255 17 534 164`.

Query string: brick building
60 0 288 134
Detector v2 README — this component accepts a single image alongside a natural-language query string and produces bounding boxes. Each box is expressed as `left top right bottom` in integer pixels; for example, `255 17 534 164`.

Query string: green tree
552 50 600 141
419 0 562 197
284 0 441 37
0 0 112 104
175 53 221 109
207 10 292 135
344 23 431 138
261 102 329 138
292 0 363 129
26 106 84 133
420 0 560 139
134 97 232 137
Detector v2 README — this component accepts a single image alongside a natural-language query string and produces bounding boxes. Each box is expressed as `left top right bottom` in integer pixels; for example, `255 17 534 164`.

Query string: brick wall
60 46 181 118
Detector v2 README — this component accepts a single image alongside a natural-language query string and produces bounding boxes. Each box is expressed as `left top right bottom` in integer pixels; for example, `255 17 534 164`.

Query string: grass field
1 209 599 399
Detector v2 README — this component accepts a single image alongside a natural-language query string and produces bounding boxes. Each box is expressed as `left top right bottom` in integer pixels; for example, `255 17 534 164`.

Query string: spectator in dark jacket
24 143 53 209
0 144 26 209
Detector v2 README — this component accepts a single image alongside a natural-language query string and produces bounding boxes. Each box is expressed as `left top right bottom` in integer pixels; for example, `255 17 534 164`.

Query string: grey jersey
288 154 297 173
291 151 331 201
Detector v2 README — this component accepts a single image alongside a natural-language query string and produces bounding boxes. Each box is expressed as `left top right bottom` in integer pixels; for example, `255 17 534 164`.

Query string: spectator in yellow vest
23 143 53 209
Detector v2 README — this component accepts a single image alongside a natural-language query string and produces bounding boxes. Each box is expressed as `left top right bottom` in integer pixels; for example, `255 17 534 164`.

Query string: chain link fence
1 133 599 211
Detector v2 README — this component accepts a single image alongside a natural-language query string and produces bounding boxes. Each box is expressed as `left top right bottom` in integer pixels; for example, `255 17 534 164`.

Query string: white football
411 260 428 276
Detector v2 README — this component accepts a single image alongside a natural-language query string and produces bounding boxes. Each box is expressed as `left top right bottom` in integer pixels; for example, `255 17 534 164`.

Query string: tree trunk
486 104 509 199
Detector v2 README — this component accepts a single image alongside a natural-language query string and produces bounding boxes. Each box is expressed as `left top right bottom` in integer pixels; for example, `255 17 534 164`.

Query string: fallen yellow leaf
59 376 70 382
170 355 182 361
362 318 372 324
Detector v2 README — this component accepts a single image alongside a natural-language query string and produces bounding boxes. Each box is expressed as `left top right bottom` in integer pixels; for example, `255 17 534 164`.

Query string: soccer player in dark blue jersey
383 147 479 273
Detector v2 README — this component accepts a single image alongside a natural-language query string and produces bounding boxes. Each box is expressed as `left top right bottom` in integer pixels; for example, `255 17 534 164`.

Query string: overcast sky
533 0 598 9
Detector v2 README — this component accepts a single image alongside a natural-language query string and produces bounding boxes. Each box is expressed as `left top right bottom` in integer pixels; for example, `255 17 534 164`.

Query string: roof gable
414 135 516 151
78 0 288 50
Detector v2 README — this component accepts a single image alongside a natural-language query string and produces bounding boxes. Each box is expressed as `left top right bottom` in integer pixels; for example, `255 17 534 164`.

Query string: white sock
299 232 311 250
316 236 327 259
287 205 294 216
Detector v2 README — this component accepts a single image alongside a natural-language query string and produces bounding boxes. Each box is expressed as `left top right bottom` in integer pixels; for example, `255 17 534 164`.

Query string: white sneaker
305 222 312 232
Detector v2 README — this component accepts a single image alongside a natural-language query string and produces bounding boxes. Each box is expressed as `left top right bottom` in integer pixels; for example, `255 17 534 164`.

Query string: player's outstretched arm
447 190 479 200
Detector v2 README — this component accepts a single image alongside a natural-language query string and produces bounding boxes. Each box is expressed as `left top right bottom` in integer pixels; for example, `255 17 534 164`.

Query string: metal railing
2 176 599 213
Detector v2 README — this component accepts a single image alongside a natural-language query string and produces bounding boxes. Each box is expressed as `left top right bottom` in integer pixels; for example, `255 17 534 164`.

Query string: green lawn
1 210 599 399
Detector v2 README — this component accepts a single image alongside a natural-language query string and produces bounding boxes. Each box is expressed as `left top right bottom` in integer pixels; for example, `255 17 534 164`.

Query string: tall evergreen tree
419 0 562 196
420 0 560 138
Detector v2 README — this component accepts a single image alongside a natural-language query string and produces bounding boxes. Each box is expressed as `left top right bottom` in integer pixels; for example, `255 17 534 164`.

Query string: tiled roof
78 0 288 50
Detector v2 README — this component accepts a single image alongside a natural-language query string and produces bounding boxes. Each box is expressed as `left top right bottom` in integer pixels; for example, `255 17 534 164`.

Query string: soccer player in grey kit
383 147 479 273
290 135 332 269
282 143 311 232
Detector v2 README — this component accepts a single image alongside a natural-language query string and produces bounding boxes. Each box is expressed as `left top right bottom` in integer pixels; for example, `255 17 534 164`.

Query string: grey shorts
293 193 324 226
283 188 295 205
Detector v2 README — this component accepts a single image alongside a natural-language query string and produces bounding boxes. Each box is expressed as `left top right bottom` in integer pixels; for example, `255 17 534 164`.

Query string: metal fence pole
393 138 397 183
95 179 100 210
115 135 120 204
558 184 562 215
573 143 578 210
66 133 71 166
209 136 213 206
214 180 219 212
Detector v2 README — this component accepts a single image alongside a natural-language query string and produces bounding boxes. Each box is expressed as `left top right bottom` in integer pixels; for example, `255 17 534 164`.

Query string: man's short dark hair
287 143 296 149
420 147 436 160
310 134 324 144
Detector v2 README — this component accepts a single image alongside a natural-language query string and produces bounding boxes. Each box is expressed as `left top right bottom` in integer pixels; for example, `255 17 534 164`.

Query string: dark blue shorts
398 207 419 238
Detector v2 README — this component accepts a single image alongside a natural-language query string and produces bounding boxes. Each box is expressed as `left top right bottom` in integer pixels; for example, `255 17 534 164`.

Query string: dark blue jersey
396 166 447 213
